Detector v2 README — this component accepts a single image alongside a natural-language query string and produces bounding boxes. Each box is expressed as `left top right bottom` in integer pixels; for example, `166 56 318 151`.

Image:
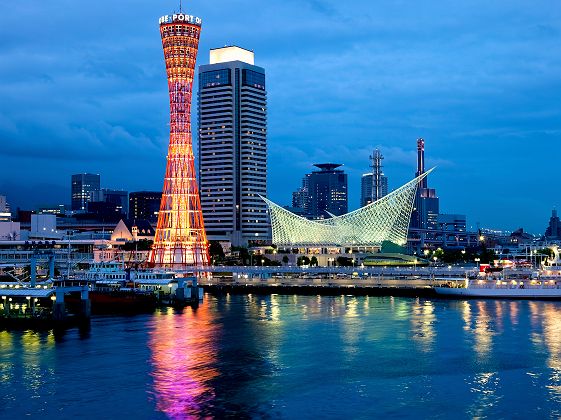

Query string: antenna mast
179 0 183 13
369 149 384 203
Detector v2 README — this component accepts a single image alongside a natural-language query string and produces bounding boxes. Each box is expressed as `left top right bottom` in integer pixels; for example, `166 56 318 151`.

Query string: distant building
437 214 466 232
291 174 311 216
198 46 269 246
30 214 60 239
129 191 161 224
361 173 388 207
86 201 122 223
0 221 20 240
411 139 439 230
307 163 348 219
91 189 128 216
0 195 10 221
545 209 561 239
71 173 100 211
39 205 66 215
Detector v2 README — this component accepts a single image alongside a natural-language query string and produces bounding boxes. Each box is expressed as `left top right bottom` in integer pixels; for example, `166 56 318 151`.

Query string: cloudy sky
0 0 560 233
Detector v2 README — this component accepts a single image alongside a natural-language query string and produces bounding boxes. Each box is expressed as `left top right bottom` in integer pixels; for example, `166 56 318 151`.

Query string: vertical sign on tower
150 11 210 268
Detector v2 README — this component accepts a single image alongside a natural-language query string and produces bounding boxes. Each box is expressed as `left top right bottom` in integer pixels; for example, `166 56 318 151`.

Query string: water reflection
540 303 561 414
462 301 496 359
410 299 435 352
149 306 219 419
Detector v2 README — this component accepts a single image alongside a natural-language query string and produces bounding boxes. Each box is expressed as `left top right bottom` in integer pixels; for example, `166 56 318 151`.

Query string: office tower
129 191 162 224
412 138 439 229
291 174 310 214
198 46 268 246
545 209 561 239
308 163 348 219
360 174 374 207
71 173 100 211
91 189 128 216
151 10 209 268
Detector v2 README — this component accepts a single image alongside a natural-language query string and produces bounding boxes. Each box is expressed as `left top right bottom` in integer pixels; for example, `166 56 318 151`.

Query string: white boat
435 278 561 299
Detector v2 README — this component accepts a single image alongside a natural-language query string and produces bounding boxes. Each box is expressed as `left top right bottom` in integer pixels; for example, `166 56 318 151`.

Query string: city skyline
0 1 560 233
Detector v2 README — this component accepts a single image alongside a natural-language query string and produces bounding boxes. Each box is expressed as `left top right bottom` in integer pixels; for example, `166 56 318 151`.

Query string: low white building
0 222 20 240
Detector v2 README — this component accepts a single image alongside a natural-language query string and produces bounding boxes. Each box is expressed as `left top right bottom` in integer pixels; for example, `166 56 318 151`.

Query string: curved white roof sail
261 169 434 247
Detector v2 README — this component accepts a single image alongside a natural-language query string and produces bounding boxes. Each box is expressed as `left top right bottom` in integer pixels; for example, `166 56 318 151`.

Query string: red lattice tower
150 11 210 268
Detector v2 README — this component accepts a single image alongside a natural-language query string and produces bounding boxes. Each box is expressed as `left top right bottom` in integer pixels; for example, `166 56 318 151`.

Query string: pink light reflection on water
149 306 219 419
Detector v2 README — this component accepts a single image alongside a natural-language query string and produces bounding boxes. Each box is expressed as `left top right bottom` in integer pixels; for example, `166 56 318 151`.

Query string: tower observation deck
150 11 210 268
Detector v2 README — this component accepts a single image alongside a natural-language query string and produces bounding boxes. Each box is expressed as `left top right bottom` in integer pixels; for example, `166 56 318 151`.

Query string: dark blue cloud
0 0 559 233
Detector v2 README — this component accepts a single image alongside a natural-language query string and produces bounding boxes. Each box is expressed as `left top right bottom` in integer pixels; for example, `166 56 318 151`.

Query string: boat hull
435 287 561 299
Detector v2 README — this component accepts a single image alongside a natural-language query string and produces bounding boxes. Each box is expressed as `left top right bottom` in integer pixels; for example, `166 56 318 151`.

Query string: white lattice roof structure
262 170 433 247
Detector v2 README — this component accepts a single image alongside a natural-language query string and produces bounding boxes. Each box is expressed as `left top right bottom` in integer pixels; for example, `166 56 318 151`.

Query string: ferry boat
434 277 561 299
83 261 180 293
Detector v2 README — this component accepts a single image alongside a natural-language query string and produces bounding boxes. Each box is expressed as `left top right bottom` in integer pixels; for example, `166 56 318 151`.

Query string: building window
242 69 265 90
200 69 231 88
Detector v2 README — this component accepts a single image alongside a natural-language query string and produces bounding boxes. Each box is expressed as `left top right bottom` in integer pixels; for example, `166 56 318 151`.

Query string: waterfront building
198 46 269 246
71 173 100 211
411 139 439 230
150 10 210 268
307 164 348 219
129 192 161 224
545 209 561 240
263 171 431 247
112 219 155 242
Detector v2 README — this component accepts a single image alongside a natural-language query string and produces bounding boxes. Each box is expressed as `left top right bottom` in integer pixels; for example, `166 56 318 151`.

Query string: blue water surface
1 295 560 419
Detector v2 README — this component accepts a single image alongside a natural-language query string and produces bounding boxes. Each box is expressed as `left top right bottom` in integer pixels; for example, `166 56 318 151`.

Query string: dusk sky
0 0 559 233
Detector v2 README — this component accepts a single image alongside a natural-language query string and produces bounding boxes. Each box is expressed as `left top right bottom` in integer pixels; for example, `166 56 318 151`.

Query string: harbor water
1 294 561 418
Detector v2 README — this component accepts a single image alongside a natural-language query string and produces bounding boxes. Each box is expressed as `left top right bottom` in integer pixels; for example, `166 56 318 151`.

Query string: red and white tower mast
150 9 210 268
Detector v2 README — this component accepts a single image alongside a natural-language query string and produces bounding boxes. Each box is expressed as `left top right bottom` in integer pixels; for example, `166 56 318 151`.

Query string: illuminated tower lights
150 10 210 268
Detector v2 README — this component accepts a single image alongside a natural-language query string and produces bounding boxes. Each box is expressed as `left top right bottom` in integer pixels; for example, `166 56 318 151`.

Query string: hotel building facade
198 46 269 246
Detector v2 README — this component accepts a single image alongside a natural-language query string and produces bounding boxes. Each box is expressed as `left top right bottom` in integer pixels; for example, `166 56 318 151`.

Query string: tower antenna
179 0 182 13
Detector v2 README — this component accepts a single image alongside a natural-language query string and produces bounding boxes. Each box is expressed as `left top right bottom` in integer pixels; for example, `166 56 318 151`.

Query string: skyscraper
198 46 268 246
412 138 439 230
150 10 209 268
71 173 100 211
307 163 348 219
291 174 310 215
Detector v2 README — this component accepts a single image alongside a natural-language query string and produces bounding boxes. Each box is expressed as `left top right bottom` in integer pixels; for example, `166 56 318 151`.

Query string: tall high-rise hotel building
198 46 269 246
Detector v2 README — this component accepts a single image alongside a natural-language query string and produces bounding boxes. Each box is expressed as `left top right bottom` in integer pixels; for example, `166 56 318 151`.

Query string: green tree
282 255 289 265
209 241 225 259
310 256 318 267
336 256 353 267
297 256 310 266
